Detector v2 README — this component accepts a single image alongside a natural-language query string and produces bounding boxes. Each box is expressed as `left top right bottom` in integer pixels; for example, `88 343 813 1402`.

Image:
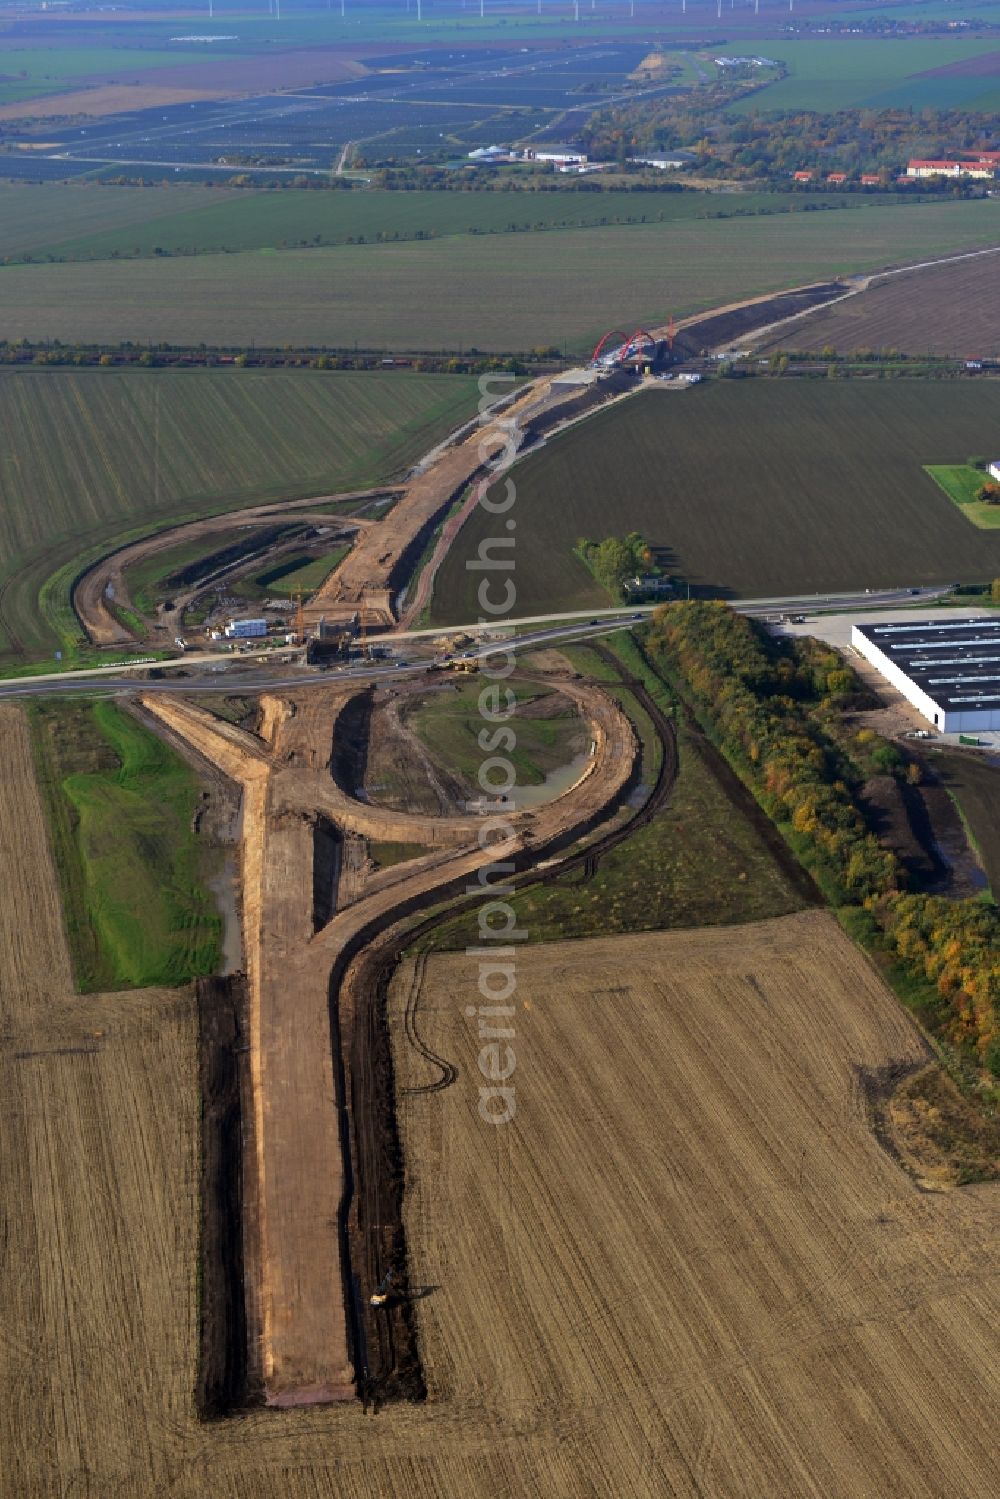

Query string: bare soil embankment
752 248 1000 356
140 674 636 1407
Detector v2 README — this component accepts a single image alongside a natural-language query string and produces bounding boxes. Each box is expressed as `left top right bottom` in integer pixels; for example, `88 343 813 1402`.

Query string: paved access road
0 587 949 700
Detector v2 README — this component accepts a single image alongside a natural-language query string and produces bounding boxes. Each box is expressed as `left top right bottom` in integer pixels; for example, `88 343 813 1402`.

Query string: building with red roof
907 159 995 179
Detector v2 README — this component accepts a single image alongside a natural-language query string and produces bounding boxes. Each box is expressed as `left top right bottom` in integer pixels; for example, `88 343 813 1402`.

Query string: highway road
0 587 950 700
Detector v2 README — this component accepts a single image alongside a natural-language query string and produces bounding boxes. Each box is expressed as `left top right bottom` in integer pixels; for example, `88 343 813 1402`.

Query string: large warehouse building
852 617 1000 733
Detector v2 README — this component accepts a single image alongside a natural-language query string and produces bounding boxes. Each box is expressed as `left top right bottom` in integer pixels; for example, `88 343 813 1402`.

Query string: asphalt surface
0 587 949 700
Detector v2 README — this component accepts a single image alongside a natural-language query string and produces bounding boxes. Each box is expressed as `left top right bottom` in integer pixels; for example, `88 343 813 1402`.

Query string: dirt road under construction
303 378 562 629
70 275 872 654
73 490 393 648
141 673 636 1406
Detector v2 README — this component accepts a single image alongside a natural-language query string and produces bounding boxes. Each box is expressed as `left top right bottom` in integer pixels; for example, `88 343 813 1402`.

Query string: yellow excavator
369 1270 393 1309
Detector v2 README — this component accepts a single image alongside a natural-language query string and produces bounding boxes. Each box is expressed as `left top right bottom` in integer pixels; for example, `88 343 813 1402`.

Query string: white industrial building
852 618 1000 733
224 617 268 639
988 459 1000 482
528 146 587 165
627 152 695 170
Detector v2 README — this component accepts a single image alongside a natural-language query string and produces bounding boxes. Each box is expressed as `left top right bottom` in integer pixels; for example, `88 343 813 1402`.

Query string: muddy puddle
208 852 243 975
511 748 594 810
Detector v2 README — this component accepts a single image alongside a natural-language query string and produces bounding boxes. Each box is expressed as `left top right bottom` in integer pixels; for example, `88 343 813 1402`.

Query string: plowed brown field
4 696 998 1495
753 250 1000 356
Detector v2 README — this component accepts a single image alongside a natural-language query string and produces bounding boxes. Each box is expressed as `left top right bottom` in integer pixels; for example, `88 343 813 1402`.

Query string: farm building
529 146 587 166
623 574 674 599
467 145 513 163
629 152 696 170
852 618 1000 733
906 159 995 179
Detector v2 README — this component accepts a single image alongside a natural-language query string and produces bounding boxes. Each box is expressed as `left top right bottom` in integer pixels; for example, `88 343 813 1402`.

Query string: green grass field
0 183 245 263
2 198 998 352
422 637 805 950
409 675 589 791
0 45 231 105
431 381 1000 623
247 545 352 598
0 184 866 264
0 366 480 667
925 465 1000 530
28 698 220 991
734 37 1000 113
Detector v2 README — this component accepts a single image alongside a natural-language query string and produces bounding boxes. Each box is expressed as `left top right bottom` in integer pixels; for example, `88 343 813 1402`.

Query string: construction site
68 277 849 666
137 669 638 1409
3 273 1000 1498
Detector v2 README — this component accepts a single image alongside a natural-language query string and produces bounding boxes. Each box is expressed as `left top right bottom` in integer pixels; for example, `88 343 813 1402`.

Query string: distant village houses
788 152 1000 188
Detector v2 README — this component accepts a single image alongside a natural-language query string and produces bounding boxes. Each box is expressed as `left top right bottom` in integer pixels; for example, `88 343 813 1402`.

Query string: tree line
647 601 999 1080
581 85 1000 189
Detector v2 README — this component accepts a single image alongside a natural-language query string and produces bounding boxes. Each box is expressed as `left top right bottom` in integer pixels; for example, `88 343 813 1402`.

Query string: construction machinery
369 1270 393 1309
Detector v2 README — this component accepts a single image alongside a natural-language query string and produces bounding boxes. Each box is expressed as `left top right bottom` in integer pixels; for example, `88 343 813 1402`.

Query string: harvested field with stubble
390 913 1000 1496
4 696 1000 1493
754 249 1000 356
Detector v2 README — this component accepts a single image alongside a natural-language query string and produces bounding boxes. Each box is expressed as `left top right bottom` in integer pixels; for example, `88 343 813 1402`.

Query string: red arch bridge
591 327 659 367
